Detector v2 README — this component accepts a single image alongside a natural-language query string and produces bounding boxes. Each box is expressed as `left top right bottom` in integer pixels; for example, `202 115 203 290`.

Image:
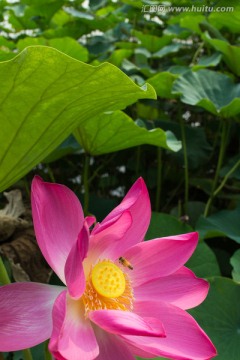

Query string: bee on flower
118 256 133 270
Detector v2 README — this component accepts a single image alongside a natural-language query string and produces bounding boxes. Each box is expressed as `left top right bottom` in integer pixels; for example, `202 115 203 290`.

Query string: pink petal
31 176 84 283
0 282 64 351
64 224 89 299
49 291 67 359
92 178 150 250
124 232 199 286
88 211 132 263
134 266 209 310
122 341 157 358
93 326 135 360
85 215 96 228
122 301 217 360
89 310 165 337
49 292 99 360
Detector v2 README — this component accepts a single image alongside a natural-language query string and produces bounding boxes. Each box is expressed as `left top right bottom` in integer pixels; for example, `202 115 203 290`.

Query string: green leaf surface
164 23 190 38
199 20 227 41
179 14 205 34
146 212 193 240
153 43 182 59
230 249 240 282
192 52 222 70
189 277 240 360
172 69 240 117
186 242 220 278
220 154 240 180
74 110 181 155
168 65 189 75
108 49 133 67
136 103 159 120
148 71 178 99
209 8 240 33
17 36 89 62
132 30 173 53
8 0 64 30
0 36 16 61
203 33 240 76
0 46 156 192
196 206 240 243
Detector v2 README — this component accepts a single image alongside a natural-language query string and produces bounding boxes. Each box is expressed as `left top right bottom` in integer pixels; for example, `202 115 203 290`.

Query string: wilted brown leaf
0 190 51 283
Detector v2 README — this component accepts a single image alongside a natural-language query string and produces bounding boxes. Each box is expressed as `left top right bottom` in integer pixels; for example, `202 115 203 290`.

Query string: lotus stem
23 349 33 360
204 119 228 217
180 115 189 215
204 157 240 217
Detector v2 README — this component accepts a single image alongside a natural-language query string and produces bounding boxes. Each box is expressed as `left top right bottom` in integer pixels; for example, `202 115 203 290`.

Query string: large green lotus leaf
0 46 156 192
17 36 89 62
146 212 193 240
203 33 240 76
196 206 240 243
172 69 240 117
230 249 240 282
73 110 181 155
189 277 240 360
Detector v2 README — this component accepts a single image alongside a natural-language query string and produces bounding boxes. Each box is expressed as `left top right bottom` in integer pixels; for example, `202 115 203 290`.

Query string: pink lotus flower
0 176 216 360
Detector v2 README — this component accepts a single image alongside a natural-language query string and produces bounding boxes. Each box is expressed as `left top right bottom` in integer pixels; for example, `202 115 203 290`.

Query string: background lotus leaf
196 206 240 243
203 33 240 76
190 277 240 360
172 69 240 117
74 111 181 155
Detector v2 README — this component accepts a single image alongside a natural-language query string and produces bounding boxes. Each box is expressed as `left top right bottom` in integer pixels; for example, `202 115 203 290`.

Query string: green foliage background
0 0 240 359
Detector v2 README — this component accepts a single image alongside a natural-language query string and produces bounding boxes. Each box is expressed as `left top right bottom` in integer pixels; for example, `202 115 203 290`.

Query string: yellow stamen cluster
82 260 134 317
